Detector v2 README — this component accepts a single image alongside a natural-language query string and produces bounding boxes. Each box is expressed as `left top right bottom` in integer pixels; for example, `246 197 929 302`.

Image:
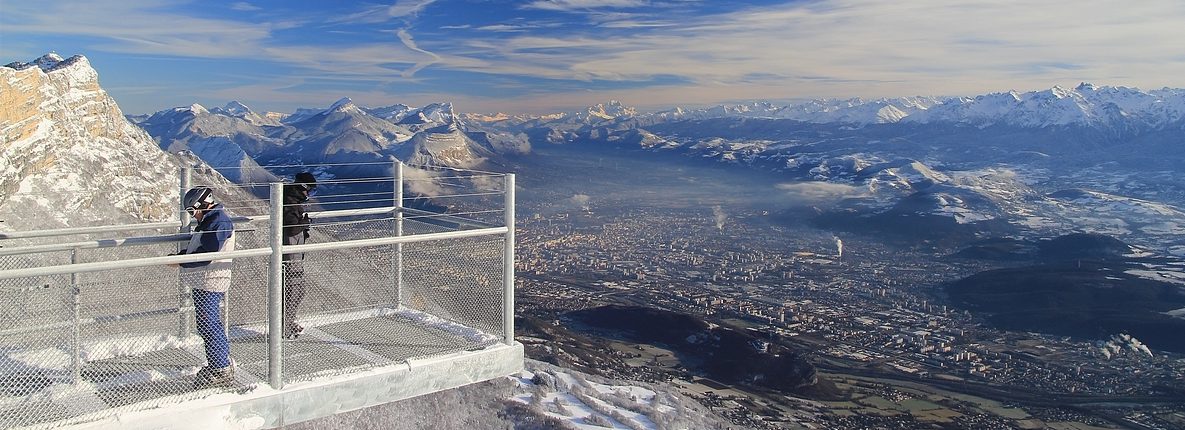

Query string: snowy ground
287 360 736 430
0 307 499 429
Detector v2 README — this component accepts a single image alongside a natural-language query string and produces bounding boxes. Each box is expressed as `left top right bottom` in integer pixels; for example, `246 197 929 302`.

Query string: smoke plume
570 194 591 211
400 166 446 196
712 205 727 230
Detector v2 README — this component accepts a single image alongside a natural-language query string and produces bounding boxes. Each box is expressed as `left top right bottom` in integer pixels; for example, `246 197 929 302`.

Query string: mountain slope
2 54 180 228
136 103 280 184
288 360 737 430
1 53 256 232
393 122 497 168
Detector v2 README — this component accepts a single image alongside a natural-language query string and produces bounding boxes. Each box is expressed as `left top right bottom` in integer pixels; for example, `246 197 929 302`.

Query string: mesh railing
0 164 514 429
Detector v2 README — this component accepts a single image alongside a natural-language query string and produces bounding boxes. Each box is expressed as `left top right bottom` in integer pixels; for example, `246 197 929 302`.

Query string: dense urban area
514 206 1185 430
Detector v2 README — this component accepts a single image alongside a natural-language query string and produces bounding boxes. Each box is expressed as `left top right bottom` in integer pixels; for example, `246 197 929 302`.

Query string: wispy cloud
388 0 439 18
395 29 441 77
475 24 530 32
1 0 272 58
440 0 1185 106
332 0 438 24
10 0 1185 115
598 20 674 28
230 2 261 12
522 0 648 12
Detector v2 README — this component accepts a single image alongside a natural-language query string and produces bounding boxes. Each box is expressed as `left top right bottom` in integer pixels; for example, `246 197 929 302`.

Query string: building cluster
514 208 1185 428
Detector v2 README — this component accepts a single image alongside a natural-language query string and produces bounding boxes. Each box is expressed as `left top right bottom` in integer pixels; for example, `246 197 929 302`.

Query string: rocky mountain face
0 54 252 232
2 54 181 230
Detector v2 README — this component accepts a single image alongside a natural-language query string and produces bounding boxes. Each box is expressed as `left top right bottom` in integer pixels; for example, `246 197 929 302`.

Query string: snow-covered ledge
71 343 524 430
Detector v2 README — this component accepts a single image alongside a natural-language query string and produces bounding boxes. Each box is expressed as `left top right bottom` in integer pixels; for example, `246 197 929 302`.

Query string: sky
4 0 1185 115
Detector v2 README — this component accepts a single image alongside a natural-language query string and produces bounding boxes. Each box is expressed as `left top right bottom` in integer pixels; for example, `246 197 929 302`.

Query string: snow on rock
1165 307 1185 320
394 122 496 169
508 360 732 430
1 53 179 229
1 53 258 232
1125 269 1185 286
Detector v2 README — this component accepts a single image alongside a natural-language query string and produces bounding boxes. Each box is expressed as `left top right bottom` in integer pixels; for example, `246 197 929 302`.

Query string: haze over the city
5 0 1185 115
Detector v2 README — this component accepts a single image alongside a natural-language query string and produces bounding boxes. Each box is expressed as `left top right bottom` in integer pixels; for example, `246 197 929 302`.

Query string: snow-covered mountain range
487 83 1185 129
135 96 527 176
450 87 1183 252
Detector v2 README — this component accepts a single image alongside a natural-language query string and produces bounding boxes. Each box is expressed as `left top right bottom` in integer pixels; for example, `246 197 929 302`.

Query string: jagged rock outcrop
1 54 180 229
1 53 253 231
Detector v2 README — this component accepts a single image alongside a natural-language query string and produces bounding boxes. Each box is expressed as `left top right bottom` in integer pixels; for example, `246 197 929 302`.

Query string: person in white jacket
175 186 236 388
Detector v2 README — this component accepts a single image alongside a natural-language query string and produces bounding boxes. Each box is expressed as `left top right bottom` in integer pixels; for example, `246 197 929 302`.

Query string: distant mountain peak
1076 82 1097 91
328 97 356 112
582 100 637 121
31 52 70 70
188 103 208 114
222 100 252 115
1047 85 1073 99
398 111 430 125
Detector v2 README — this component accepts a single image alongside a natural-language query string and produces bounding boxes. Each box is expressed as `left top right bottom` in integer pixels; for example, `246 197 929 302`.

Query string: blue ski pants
193 289 230 368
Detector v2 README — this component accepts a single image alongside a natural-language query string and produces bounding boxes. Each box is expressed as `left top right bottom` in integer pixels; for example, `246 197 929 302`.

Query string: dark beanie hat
294 172 317 189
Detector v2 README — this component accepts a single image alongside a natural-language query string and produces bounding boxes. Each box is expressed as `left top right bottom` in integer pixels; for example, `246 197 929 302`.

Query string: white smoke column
712 205 727 230
835 237 844 258
400 165 445 196
570 194 591 211
1128 336 1154 358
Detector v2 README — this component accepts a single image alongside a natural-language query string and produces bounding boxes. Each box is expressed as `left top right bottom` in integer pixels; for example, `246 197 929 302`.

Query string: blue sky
4 0 1185 115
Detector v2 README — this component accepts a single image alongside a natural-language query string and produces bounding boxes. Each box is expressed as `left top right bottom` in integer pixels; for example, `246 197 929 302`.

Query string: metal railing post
70 248 82 385
268 182 284 389
177 166 193 337
502 174 515 345
394 161 404 308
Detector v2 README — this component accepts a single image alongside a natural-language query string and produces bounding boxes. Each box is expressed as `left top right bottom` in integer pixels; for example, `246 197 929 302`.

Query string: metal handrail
0 226 507 281
0 207 406 257
0 221 184 240
0 234 192 257
0 207 398 243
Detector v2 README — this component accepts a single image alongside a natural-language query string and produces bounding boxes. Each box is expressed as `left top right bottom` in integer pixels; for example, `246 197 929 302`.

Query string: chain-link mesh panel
0 272 75 429
279 219 506 384
0 221 274 428
400 236 505 335
0 266 236 428
0 190 512 427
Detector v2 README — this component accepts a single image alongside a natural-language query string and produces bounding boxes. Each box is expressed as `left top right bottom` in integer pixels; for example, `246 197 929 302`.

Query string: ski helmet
183 186 215 214
294 172 317 193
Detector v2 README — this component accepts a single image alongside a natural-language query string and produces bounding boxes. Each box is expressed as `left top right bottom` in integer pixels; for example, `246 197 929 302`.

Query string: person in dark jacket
282 172 317 339
174 186 236 388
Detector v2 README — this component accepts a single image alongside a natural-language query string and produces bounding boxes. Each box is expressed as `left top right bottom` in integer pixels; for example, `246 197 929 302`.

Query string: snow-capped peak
327 97 356 112
222 100 252 115
188 103 208 114
578 100 637 122
416 102 457 124
33 53 66 70
1048 85 1073 99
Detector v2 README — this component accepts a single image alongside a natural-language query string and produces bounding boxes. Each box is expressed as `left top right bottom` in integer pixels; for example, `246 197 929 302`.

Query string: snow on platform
1 308 510 429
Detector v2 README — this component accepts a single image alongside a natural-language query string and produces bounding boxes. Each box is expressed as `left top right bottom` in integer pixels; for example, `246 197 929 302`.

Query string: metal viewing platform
0 162 522 429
